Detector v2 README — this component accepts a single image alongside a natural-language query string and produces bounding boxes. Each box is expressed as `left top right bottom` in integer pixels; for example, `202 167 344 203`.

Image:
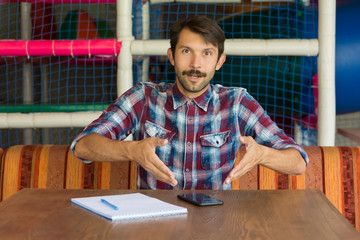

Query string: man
71 15 308 190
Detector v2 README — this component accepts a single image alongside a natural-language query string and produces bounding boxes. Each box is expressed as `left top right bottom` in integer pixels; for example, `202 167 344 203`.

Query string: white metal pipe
141 1 150 82
317 0 336 146
0 112 102 129
225 39 319 56
131 39 319 56
117 0 134 96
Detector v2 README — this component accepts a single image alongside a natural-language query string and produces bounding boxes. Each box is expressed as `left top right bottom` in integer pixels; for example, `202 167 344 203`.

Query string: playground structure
0 0 344 148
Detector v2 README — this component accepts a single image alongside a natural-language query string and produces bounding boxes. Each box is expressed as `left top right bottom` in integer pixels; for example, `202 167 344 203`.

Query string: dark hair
169 15 225 60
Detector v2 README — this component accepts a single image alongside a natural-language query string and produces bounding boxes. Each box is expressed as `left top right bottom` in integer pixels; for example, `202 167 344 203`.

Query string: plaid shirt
71 82 309 190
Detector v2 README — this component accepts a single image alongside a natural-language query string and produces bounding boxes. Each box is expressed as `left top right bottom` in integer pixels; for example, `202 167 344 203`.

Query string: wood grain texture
323 147 343 215
0 147 3 200
0 189 359 240
1 145 23 200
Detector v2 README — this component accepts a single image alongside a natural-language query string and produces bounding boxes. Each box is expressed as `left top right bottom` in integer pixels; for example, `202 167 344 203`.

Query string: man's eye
182 49 190 54
204 51 212 56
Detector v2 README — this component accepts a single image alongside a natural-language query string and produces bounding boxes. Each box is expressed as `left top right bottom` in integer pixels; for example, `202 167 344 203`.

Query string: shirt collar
172 83 212 112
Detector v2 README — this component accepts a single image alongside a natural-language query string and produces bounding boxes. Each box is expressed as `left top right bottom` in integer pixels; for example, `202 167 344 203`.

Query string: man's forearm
259 146 306 175
225 137 306 184
74 133 134 162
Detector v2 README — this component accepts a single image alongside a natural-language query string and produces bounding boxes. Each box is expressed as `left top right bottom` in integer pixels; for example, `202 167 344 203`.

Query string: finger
145 153 177 186
225 159 251 184
151 137 168 147
225 163 252 184
146 162 177 186
225 139 255 184
140 138 176 186
239 136 254 146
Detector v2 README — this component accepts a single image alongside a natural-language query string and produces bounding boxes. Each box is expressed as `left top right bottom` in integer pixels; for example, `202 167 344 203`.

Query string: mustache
182 69 207 77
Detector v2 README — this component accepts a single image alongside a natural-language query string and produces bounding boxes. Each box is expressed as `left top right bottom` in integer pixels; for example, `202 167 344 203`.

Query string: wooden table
0 189 359 240
338 128 360 143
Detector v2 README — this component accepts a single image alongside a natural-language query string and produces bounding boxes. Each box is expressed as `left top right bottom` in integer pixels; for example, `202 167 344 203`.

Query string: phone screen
177 193 224 206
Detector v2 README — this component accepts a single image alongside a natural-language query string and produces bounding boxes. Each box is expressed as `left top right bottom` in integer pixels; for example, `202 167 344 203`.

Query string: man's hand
224 136 306 185
132 137 178 187
225 136 262 184
75 133 177 187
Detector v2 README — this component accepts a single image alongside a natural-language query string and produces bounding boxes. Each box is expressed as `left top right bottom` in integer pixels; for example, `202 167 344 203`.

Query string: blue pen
101 198 119 210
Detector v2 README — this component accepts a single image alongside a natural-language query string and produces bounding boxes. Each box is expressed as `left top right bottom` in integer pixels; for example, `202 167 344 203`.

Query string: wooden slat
291 174 306 189
95 162 111 189
354 147 360 231
303 146 324 191
46 145 68 189
322 147 344 214
259 165 276 190
129 161 137 190
1 146 23 201
0 147 3 200
34 145 50 188
65 149 84 189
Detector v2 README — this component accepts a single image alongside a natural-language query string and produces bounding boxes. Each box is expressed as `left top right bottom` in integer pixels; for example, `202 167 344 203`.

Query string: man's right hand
74 133 177 187
131 137 178 187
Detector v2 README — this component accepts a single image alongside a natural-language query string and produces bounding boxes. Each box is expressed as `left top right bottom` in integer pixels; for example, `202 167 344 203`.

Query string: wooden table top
0 189 359 240
338 128 360 143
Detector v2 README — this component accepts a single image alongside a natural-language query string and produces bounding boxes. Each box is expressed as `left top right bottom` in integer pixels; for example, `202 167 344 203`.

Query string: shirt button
186 168 190 172
187 142 191 146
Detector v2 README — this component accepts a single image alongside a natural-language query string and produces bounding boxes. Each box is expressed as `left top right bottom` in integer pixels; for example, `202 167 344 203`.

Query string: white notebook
71 193 187 221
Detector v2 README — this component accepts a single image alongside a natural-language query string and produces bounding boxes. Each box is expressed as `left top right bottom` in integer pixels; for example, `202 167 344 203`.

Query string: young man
71 15 308 190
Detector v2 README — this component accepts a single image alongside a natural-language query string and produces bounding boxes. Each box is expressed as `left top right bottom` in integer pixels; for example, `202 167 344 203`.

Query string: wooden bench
1 145 360 231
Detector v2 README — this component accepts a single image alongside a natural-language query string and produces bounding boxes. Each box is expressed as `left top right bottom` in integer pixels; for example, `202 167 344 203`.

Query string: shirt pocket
145 120 175 141
200 130 231 170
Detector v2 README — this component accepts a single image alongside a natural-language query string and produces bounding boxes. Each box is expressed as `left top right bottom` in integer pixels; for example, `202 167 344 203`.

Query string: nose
190 53 201 69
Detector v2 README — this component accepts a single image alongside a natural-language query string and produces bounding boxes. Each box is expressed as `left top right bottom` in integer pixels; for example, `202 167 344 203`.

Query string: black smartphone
177 193 224 206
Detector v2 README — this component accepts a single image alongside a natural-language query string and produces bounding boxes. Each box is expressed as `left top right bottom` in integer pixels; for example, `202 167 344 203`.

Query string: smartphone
177 193 224 206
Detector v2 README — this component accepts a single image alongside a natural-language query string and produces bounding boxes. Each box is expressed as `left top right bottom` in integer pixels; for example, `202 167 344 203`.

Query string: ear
167 48 175 66
215 53 226 71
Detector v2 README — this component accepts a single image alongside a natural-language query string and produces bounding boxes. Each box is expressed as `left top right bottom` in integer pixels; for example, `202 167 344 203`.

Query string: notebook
71 193 188 221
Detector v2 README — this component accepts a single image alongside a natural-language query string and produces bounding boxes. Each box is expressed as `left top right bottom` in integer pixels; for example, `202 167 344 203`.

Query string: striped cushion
1 145 360 230
0 145 137 201
232 146 360 231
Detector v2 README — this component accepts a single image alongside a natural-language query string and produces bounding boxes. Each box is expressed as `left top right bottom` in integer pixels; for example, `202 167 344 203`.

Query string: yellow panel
96 162 111 190
322 147 343 214
259 165 276 190
66 150 84 189
31 146 51 189
2 146 23 200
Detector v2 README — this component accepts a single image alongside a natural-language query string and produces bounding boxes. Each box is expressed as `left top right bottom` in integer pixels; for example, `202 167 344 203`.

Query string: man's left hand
225 136 263 184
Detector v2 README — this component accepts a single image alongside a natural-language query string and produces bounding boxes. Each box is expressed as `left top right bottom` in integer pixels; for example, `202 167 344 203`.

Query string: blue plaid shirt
71 82 309 190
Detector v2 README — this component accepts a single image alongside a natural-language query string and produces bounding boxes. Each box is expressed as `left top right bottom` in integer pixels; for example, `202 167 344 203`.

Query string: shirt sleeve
70 83 145 158
238 90 309 165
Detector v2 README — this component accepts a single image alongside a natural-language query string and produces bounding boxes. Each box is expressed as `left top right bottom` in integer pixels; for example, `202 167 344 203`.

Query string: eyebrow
178 45 216 52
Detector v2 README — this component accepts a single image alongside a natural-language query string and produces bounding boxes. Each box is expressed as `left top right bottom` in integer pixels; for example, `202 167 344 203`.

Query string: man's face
167 28 226 99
